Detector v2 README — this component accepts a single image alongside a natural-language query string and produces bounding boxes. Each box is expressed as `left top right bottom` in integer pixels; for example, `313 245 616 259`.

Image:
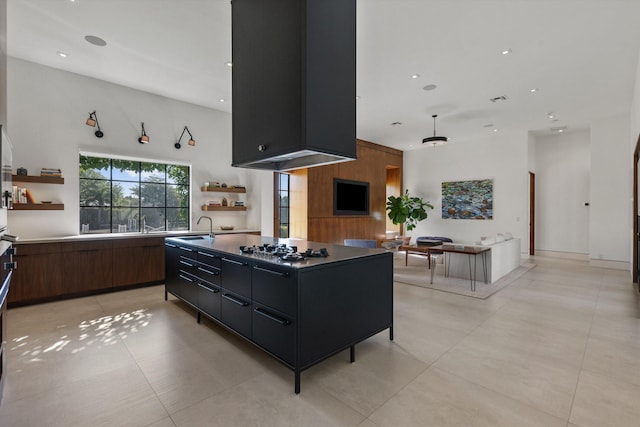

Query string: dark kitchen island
165 233 393 393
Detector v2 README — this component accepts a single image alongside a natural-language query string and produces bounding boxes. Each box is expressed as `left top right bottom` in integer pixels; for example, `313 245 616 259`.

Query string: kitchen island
165 233 394 393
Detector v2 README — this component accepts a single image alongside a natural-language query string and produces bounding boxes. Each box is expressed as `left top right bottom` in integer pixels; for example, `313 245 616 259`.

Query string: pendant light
422 114 448 146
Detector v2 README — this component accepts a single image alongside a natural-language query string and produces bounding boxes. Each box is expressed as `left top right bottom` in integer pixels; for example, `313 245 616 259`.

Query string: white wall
533 130 590 254
7 58 268 239
589 114 630 264
403 130 529 252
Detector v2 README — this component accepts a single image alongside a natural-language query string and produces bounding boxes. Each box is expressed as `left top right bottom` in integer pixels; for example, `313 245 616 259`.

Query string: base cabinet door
220 290 252 338
113 238 165 288
198 282 221 319
9 243 63 304
63 241 113 294
252 304 294 365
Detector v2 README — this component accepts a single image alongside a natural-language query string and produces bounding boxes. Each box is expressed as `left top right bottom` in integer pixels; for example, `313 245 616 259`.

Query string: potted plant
386 190 434 231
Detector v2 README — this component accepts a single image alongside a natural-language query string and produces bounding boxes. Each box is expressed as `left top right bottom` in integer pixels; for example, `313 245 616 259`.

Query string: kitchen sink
178 235 212 241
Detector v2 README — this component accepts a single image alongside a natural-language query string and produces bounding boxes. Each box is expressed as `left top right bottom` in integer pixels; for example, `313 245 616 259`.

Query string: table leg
482 252 488 283
430 255 436 284
405 249 408 266
468 254 474 291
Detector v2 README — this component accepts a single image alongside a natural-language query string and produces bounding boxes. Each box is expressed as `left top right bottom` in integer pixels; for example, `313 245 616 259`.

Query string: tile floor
1 255 639 426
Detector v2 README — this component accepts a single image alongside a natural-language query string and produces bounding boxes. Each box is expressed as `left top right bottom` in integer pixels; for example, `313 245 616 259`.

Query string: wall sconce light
85 110 104 138
138 122 149 144
174 126 195 149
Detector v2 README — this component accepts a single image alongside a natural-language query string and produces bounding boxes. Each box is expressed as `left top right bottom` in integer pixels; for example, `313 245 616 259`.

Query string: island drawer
220 290 252 339
221 255 251 297
251 263 296 315
252 304 294 365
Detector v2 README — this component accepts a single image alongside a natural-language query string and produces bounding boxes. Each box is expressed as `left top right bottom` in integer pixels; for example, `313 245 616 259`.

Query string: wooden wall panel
306 139 403 245
289 169 308 239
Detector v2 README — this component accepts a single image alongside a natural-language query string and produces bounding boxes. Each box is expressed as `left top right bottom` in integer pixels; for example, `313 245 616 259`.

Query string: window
79 155 190 234
275 172 290 238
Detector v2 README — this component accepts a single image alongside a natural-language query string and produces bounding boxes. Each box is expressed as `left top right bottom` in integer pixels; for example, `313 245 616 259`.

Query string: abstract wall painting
442 179 493 220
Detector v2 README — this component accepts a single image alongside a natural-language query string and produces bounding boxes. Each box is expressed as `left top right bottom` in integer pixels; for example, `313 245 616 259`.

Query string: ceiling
7 0 640 151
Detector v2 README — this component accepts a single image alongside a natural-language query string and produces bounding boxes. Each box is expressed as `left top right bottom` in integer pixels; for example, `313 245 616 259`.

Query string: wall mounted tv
333 178 370 216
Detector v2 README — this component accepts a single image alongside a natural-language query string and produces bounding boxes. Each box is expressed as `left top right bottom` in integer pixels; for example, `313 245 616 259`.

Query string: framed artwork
442 179 493 220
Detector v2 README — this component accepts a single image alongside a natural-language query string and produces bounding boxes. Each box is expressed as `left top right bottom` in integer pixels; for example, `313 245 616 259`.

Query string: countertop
166 233 389 269
16 229 261 244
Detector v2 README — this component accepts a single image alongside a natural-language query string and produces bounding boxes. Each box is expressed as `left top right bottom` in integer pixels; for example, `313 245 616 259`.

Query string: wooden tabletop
429 244 490 255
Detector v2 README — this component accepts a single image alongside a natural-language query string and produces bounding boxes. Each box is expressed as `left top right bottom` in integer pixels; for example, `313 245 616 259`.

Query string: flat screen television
333 178 369 216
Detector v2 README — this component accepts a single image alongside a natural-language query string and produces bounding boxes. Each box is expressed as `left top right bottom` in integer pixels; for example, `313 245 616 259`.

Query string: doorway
633 134 640 284
529 172 535 256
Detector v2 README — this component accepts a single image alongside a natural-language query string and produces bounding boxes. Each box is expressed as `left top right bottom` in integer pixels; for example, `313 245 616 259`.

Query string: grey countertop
166 233 389 269
16 229 261 244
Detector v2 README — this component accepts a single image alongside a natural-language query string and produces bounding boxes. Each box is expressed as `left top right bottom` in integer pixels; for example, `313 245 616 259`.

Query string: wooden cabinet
9 243 63 304
10 237 166 306
112 237 165 288
62 241 113 294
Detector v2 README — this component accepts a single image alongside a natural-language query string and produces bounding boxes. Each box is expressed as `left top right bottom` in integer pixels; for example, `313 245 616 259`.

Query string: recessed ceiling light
529 88 538 93
501 48 512 55
85 35 107 47
423 84 437 91
391 122 402 126
56 50 69 58
551 126 567 133
493 128 498 132
355 96 360 100
219 99 225 103
225 61 233 67
483 123 494 128
411 74 420 79
547 112 556 119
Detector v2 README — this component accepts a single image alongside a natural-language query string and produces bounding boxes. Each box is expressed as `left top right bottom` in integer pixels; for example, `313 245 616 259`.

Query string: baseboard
534 250 589 261
589 259 630 271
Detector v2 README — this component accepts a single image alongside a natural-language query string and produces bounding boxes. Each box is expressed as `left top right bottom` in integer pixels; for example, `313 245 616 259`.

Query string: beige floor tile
582 335 640 387
146 418 178 427
433 338 580 419
570 370 640 427
171 368 365 427
0 364 168 427
468 313 589 367
305 340 428 416
369 367 566 427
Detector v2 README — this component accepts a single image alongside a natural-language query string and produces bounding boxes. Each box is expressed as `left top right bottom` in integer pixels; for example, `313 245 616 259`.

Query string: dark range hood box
231 0 356 171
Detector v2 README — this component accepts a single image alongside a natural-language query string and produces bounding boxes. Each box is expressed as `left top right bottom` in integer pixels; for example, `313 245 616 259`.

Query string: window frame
79 153 191 234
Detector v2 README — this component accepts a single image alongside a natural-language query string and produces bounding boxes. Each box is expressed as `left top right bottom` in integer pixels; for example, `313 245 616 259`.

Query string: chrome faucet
197 216 214 238
141 215 147 233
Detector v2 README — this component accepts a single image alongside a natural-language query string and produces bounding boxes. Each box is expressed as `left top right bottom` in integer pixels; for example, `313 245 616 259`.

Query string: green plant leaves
386 190 433 231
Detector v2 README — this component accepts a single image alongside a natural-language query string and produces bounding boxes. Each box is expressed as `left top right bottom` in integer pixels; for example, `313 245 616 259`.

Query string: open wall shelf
12 175 64 184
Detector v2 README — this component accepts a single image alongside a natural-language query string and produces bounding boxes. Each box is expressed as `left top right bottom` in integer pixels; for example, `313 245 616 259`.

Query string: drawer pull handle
165 243 177 248
179 260 196 267
198 251 218 258
179 246 195 252
253 265 289 277
198 266 220 276
222 257 247 266
3 261 17 270
179 274 196 283
254 307 290 325
222 293 249 306
197 283 220 293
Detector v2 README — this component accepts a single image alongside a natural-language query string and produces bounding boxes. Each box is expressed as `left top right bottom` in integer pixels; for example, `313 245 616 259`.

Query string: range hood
231 0 357 171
